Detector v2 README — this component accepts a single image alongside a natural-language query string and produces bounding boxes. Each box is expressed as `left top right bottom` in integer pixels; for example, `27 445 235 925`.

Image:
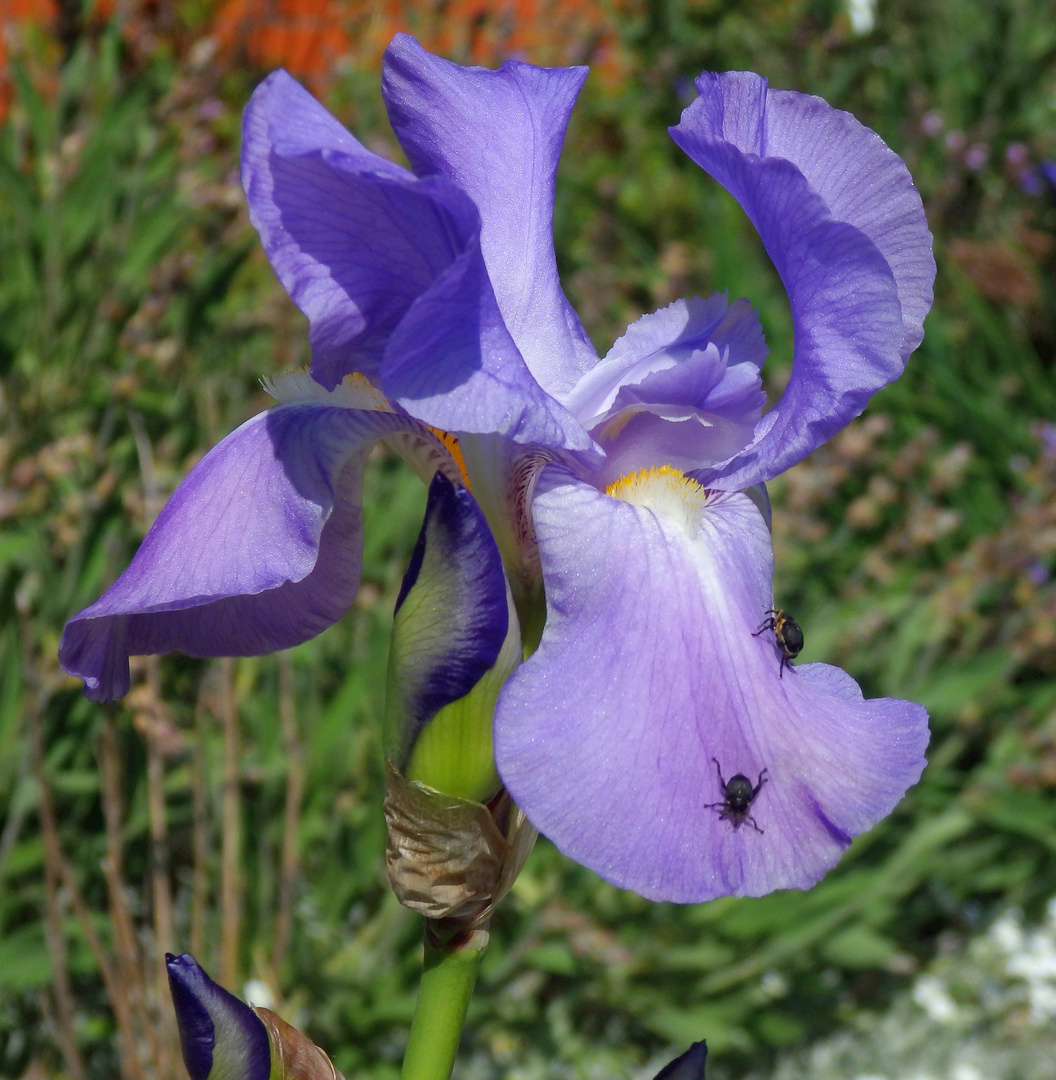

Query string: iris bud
384 471 517 802
167 953 345 1080
166 953 270 1080
653 1041 708 1080
382 471 532 927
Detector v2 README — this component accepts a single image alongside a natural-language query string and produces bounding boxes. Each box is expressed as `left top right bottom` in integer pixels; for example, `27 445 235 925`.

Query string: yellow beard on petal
426 427 470 489
605 465 710 536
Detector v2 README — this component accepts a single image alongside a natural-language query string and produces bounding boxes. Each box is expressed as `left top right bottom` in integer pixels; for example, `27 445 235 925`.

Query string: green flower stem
401 926 489 1080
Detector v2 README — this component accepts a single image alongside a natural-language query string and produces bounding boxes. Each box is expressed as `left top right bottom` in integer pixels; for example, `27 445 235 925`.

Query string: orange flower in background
0 0 55 37
0 0 59 119
1 0 631 123
212 0 354 81
400 0 632 78
211 0 633 91
15 0 631 77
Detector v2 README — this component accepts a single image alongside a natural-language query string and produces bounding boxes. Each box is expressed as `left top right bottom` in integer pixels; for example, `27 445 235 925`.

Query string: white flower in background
753 901 1056 1080
950 1064 983 1080
847 0 877 35
911 976 959 1025
991 897 1056 1022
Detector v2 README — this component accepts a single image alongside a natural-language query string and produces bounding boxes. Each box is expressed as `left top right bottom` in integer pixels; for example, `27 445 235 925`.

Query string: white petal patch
606 465 711 538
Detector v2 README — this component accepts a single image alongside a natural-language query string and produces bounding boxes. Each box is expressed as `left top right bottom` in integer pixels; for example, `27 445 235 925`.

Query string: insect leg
710 757 727 790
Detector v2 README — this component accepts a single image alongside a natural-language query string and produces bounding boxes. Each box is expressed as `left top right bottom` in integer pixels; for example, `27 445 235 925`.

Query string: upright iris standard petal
242 68 594 453
380 232 595 453
166 953 270 1080
60 404 417 701
381 33 599 398
561 294 767 485
670 72 935 490
494 465 928 902
242 69 473 390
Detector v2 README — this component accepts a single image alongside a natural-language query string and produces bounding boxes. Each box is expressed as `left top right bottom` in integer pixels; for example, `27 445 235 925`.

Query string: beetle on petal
705 758 769 833
754 608 804 677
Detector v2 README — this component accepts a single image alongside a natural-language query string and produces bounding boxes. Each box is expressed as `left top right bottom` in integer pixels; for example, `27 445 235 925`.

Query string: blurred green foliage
2 1 1056 1078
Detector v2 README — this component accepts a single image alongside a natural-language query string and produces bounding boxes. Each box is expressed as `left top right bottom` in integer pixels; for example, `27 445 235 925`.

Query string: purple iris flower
60 35 935 903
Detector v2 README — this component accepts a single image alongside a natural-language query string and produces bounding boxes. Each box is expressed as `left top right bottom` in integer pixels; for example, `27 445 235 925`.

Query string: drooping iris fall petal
60 403 418 701
494 464 928 902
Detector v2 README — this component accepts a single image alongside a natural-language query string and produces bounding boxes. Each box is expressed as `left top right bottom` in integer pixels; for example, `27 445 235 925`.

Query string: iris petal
670 72 935 489
562 295 767 483
382 33 599 397
564 294 766 424
242 69 474 391
381 228 595 451
60 404 418 701
495 465 928 902
243 68 592 452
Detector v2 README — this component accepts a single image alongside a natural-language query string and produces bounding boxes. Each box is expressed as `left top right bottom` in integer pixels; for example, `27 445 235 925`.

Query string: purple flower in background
1041 162 1056 195
61 35 935 902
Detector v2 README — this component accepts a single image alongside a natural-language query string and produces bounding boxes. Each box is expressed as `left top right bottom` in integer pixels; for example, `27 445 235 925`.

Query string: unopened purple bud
166 953 270 1080
653 1041 708 1080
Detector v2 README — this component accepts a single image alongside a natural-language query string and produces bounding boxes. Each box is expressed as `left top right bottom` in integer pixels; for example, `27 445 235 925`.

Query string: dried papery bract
384 762 537 931
256 1008 346 1080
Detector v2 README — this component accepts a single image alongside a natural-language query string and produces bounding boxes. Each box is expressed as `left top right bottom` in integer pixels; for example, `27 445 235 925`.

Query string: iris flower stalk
61 35 934 1080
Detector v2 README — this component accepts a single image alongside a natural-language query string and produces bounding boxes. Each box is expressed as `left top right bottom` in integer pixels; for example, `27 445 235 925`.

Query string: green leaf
821 925 899 969
0 924 52 990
